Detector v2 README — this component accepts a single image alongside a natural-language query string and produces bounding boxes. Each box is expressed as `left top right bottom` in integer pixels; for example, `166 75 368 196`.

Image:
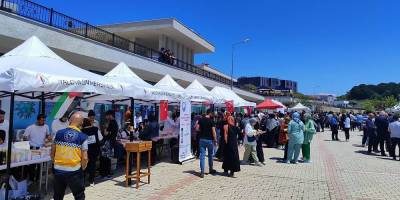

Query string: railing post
150 49 153 59
85 22 88 37
49 8 53 26
133 42 137 54
112 33 115 45
0 0 4 10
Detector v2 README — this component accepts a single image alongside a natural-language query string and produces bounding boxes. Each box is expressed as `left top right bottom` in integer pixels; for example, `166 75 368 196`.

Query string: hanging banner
159 100 168 121
225 100 234 113
179 98 193 162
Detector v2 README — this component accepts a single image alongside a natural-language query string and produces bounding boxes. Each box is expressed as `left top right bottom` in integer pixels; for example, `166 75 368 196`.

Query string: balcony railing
0 0 232 85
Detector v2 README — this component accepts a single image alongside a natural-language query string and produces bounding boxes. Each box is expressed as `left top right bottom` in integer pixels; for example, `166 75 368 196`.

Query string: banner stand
178 98 193 164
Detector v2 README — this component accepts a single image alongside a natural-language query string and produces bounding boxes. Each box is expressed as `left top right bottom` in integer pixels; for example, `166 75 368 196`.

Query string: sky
35 0 400 95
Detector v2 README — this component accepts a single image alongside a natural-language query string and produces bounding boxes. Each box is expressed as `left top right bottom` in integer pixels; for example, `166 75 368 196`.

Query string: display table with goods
0 144 51 193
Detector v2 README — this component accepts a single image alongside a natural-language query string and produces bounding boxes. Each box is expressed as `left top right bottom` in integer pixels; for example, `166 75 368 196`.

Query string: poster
179 99 193 162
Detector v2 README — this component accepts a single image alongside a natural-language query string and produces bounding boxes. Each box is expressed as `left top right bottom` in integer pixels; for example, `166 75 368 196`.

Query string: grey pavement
61 129 400 200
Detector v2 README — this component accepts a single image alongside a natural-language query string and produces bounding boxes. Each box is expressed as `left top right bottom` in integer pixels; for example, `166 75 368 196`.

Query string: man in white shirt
51 115 69 137
23 114 50 149
0 110 9 147
24 114 50 182
388 114 400 160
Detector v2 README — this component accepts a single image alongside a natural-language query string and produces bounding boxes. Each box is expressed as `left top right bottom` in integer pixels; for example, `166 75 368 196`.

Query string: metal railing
0 0 232 85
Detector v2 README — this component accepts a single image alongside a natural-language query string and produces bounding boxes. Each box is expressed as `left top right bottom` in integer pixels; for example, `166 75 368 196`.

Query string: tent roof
152 74 185 101
210 86 255 107
86 62 157 101
154 74 185 92
289 103 310 111
256 99 283 109
185 79 215 102
105 62 153 88
272 99 287 109
0 36 122 95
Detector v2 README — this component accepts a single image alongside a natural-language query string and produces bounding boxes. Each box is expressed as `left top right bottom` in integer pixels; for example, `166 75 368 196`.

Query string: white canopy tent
184 79 218 103
0 36 124 199
210 86 256 107
85 62 157 101
153 74 185 102
289 103 311 112
0 36 123 95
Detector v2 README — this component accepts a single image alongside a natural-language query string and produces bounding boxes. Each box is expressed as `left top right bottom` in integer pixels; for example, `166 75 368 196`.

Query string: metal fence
0 0 232 85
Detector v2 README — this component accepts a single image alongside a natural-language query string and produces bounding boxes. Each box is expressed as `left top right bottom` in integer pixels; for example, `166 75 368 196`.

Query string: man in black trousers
366 113 378 154
375 112 390 156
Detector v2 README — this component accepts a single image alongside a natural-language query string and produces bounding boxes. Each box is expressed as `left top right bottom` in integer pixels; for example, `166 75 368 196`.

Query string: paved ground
60 129 399 200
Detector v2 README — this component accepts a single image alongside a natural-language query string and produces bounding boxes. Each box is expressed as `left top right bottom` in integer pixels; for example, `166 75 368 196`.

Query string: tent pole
5 92 15 200
40 92 45 114
130 98 135 125
154 103 158 121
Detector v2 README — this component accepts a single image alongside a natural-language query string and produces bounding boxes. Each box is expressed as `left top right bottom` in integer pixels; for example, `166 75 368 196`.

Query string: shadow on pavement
269 157 286 163
352 144 365 148
183 170 201 177
376 157 398 161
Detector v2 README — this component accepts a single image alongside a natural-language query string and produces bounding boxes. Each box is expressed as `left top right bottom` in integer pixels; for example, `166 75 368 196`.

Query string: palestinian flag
49 92 80 120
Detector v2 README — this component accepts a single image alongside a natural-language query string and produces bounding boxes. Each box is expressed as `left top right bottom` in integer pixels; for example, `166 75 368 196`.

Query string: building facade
237 76 298 95
0 0 264 103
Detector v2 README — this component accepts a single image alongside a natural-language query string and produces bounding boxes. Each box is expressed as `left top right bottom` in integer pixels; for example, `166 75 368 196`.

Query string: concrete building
237 76 298 95
0 1 263 103
312 94 337 104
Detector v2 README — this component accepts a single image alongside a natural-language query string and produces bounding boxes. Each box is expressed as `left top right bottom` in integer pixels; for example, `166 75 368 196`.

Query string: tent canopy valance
0 36 124 95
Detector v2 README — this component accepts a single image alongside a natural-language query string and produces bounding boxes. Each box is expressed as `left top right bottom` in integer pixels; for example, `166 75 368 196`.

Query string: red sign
160 100 168 121
225 100 234 114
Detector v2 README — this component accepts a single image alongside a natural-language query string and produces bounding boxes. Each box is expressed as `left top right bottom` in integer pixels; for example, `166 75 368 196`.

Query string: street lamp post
231 38 250 89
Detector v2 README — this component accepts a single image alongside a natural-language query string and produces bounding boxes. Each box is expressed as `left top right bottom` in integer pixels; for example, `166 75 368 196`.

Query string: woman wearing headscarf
242 118 263 167
285 112 305 164
302 113 316 163
222 116 241 177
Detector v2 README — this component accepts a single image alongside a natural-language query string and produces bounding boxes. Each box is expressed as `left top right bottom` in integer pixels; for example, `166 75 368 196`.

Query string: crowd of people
158 48 176 65
191 109 321 178
191 108 400 179
3 105 400 199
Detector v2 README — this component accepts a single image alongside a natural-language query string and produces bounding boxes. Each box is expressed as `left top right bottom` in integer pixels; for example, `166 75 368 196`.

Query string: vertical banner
159 100 168 121
225 100 234 114
179 98 193 163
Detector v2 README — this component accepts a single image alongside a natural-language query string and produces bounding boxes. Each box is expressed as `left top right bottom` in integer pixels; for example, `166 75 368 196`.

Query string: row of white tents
0 36 256 198
0 36 256 107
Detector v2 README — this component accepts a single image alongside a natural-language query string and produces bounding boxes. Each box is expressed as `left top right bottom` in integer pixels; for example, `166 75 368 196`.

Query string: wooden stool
125 141 152 188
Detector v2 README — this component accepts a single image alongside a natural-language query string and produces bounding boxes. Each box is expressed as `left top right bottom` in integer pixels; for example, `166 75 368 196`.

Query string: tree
346 82 400 100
